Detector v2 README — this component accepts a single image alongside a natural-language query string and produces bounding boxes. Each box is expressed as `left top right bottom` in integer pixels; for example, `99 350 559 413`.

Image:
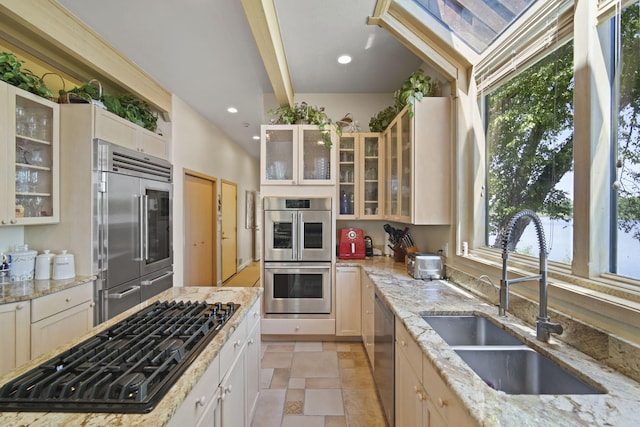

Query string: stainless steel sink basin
455 348 605 394
421 314 523 346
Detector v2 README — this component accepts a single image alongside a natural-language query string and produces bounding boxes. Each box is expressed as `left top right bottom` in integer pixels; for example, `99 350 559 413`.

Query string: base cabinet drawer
261 318 335 335
31 282 93 323
31 300 94 359
168 356 221 427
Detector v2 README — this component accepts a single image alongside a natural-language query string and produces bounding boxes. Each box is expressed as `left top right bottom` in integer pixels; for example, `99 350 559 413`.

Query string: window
612 1 640 278
485 41 574 263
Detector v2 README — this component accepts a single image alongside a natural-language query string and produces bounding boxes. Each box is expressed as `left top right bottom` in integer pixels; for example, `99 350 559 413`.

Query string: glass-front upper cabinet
0 82 59 226
337 133 382 220
337 135 356 217
385 118 399 218
400 111 411 219
261 125 335 186
361 134 383 219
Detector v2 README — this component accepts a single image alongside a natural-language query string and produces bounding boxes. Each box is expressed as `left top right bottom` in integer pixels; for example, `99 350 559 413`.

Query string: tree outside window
485 42 574 262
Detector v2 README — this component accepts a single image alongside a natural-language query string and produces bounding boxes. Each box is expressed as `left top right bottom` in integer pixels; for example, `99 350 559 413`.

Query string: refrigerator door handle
137 194 145 261
143 194 149 261
141 271 174 286
107 286 140 299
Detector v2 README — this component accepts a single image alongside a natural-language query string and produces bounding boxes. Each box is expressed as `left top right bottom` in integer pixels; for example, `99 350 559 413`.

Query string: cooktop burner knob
226 302 236 312
215 310 227 322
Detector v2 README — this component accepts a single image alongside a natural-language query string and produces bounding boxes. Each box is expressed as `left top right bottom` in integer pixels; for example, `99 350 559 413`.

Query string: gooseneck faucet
500 209 563 342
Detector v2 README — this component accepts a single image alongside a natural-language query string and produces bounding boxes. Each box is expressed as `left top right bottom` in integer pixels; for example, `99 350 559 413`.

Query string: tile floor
251 341 388 427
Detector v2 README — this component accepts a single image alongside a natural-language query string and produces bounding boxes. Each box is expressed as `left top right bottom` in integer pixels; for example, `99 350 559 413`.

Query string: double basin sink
421 314 605 395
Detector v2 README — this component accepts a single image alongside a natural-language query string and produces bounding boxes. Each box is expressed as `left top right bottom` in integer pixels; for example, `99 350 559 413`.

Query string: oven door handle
141 271 174 286
297 211 303 261
108 286 140 299
293 212 299 260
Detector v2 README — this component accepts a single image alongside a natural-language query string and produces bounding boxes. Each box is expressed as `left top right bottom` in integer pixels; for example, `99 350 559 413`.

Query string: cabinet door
298 126 334 185
94 107 137 150
336 266 361 336
261 125 296 184
30 300 94 359
386 118 399 218
337 134 357 218
0 301 30 376
395 340 423 427
245 321 261 423
5 85 59 225
361 274 375 365
220 352 246 427
399 110 411 221
361 133 383 219
139 131 167 159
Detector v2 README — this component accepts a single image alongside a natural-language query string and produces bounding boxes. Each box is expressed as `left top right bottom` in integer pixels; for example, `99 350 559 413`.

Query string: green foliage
0 52 53 99
369 106 398 132
394 68 436 118
268 102 340 148
486 42 575 247
616 3 640 244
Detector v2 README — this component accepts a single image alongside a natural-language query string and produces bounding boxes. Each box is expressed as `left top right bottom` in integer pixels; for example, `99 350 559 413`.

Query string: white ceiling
55 0 423 158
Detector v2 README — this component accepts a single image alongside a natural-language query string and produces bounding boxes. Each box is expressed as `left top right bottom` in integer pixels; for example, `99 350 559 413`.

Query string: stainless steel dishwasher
374 291 394 426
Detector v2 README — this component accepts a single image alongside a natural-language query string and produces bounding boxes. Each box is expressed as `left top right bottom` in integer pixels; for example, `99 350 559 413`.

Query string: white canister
35 250 54 280
7 244 37 282
52 250 75 280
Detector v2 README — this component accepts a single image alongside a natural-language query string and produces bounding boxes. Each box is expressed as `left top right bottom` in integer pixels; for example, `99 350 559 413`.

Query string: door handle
141 271 174 286
108 286 140 299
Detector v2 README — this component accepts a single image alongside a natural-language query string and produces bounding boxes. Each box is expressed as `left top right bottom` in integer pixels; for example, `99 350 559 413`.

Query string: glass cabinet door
263 127 295 183
300 127 332 183
400 111 411 219
361 134 381 218
9 89 59 224
338 135 356 216
387 119 399 217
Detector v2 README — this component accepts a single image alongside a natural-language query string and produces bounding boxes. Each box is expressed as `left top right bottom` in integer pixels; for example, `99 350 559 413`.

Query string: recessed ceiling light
337 55 352 64
227 107 238 113
252 135 260 140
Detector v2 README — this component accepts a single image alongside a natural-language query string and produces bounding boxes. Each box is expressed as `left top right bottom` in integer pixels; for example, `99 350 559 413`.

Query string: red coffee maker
338 228 366 259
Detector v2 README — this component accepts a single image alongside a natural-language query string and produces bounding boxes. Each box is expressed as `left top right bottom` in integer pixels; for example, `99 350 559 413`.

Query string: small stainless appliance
338 228 365 259
0 300 239 413
407 253 443 280
263 197 332 314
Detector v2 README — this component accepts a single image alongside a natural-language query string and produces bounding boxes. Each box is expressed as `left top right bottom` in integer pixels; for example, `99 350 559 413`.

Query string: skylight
411 0 538 52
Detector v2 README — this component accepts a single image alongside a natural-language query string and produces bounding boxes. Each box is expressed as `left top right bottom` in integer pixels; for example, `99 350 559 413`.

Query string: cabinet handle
225 385 233 394
234 340 241 348
10 219 17 224
401 340 407 347
66 297 72 303
253 311 259 318
438 397 448 408
195 396 206 407
90 302 96 308
248 338 255 345
16 304 25 310
1 220 6 225
295 325 300 331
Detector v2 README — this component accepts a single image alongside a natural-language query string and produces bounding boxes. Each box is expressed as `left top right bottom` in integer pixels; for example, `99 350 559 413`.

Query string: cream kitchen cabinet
260 124 336 186
0 81 60 226
335 266 361 336
93 106 168 159
170 298 261 427
361 272 375 365
30 281 94 359
383 98 451 224
0 301 31 376
337 133 383 219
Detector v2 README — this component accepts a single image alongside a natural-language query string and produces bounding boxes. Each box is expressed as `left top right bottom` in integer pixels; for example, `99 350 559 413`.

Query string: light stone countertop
0 286 262 427
340 257 640 427
0 276 95 304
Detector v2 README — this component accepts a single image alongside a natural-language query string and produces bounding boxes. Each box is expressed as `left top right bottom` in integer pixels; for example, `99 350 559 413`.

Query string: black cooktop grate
0 300 239 413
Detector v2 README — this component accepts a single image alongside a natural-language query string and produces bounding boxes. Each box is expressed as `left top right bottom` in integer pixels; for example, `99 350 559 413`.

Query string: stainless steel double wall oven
263 197 332 314
94 140 173 323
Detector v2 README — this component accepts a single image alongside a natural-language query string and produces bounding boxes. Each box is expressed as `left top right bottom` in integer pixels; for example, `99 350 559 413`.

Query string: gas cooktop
0 300 239 413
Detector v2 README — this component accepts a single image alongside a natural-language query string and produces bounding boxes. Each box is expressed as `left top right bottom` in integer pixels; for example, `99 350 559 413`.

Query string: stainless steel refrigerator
93 140 173 323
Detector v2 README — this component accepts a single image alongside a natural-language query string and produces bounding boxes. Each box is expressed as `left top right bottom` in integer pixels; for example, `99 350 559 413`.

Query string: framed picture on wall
245 190 255 229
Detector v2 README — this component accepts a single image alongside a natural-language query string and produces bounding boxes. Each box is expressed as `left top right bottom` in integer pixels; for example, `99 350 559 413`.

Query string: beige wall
171 95 260 286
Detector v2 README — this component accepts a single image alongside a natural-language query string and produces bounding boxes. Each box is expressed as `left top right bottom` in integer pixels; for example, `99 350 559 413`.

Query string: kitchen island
341 257 640 426
0 285 262 427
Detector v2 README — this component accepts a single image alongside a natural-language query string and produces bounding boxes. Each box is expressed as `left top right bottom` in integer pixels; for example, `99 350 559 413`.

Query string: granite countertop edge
0 286 263 427
339 257 640 427
0 275 96 304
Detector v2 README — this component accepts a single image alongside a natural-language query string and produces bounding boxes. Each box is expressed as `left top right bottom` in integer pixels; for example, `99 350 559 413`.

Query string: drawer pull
66 297 71 303
234 340 241 348
401 340 407 347
195 396 206 407
16 304 25 310
248 338 255 345
438 397 448 408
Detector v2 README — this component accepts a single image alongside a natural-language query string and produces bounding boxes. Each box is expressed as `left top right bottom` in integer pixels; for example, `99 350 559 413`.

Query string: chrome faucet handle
536 317 563 342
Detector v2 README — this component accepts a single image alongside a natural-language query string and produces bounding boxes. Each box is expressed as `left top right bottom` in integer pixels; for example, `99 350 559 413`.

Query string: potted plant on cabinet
268 101 341 148
0 52 53 99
